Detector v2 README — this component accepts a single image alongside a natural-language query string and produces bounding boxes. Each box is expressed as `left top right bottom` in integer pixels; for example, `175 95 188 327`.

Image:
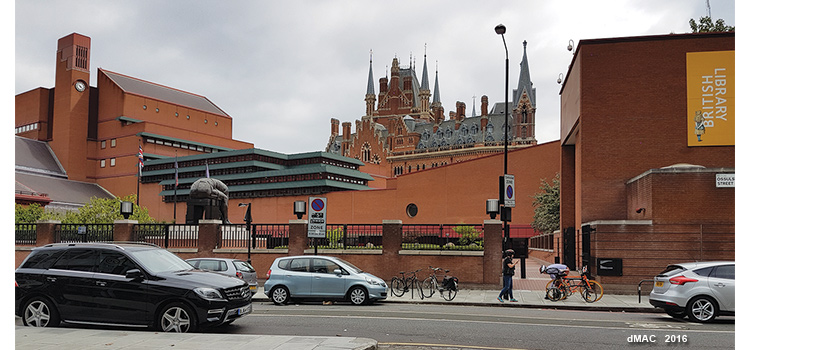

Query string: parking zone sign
307 197 327 238
503 174 515 208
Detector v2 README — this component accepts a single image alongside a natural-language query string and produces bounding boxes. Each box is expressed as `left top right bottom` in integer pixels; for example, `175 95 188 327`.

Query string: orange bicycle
546 266 604 303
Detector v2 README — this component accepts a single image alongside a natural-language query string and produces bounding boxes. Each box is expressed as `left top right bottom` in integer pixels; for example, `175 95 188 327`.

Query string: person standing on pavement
498 249 518 302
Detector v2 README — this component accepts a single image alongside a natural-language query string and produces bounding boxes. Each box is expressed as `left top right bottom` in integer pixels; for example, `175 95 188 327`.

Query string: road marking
381 342 525 350
246 313 733 334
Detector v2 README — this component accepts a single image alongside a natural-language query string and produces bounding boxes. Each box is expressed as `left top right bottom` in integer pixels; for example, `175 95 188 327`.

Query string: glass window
97 250 138 275
101 141 106 149
693 266 714 277
311 258 340 274
712 264 735 280
110 139 116 147
276 259 291 270
21 250 63 269
289 258 310 272
233 260 255 273
100 160 106 168
52 249 98 272
110 158 116 167
130 248 194 274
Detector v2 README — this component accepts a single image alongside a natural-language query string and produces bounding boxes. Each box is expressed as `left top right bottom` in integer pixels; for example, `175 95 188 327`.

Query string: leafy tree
689 16 734 33
531 173 560 235
454 225 483 246
14 195 159 224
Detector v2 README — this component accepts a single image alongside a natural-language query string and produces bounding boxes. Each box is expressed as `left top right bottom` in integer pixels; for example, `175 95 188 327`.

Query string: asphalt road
208 301 736 350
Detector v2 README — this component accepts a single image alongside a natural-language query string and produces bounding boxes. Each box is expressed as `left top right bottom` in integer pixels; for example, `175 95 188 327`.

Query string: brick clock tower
51 33 92 181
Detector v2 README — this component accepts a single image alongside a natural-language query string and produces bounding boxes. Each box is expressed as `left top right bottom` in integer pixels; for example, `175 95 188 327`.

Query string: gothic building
326 41 537 177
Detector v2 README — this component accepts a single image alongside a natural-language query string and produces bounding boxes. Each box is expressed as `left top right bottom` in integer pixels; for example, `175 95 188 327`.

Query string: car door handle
714 283 726 287
46 277 56 283
96 281 108 287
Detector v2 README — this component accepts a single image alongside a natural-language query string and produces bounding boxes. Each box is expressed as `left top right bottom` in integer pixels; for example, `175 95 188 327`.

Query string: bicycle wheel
581 280 604 303
546 287 565 301
408 279 421 299
441 287 457 301
420 277 435 298
390 277 406 297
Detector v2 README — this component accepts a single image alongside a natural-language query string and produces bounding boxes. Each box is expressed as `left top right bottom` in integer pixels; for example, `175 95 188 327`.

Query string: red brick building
326 42 538 181
528 32 736 291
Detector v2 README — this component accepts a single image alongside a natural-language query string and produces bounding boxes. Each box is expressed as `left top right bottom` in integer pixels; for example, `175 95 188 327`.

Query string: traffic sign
503 174 515 207
307 197 327 238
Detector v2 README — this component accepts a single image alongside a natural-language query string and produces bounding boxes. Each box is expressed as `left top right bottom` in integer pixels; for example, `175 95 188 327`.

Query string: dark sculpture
186 178 231 224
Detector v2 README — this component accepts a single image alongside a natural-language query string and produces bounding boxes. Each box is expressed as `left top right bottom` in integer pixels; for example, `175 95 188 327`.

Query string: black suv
15 242 252 332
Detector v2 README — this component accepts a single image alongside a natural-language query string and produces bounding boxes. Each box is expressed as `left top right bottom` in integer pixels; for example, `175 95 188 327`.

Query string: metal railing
309 224 383 249
402 224 484 250
15 224 37 245
135 224 198 248
220 224 290 249
56 224 114 243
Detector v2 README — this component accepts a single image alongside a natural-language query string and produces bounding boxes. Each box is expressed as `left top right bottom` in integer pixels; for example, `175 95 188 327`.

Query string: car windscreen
131 248 195 274
332 257 363 274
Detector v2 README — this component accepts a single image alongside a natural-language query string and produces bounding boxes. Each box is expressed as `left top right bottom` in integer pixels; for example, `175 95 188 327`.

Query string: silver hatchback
187 258 259 293
649 261 735 323
264 255 388 305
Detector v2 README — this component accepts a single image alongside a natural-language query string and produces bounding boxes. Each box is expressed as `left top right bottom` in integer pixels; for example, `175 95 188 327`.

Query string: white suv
649 261 735 323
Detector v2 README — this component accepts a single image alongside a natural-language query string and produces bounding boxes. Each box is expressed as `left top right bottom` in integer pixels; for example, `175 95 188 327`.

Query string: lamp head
293 200 307 219
494 24 506 35
119 201 134 220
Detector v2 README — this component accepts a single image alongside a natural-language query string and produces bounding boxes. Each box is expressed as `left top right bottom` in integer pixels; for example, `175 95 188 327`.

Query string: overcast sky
14 0 735 154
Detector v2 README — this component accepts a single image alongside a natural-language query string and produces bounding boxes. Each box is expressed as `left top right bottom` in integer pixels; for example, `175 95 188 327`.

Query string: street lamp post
495 24 511 251
238 203 253 265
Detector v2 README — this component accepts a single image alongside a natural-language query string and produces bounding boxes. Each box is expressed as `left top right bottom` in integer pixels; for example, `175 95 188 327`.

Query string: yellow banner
686 51 735 146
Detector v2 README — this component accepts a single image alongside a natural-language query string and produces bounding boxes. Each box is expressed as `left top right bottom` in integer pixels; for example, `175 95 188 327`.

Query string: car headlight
365 277 381 286
194 287 225 301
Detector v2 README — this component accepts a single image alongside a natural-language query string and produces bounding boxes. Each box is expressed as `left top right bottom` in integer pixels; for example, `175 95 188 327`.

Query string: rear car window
233 260 255 273
52 249 98 272
288 258 309 272
196 260 227 272
693 266 715 277
657 265 686 276
711 264 735 279
21 250 62 269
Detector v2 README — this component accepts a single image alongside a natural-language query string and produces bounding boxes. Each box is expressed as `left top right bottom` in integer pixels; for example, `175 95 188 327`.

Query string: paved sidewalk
252 257 658 313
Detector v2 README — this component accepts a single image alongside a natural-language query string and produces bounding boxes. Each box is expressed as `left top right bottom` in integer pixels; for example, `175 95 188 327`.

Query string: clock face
74 80 87 92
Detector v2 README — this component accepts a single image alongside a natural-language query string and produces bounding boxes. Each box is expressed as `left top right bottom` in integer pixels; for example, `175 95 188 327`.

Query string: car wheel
665 309 687 319
270 286 290 305
158 302 196 333
686 296 718 323
348 286 369 305
22 297 60 328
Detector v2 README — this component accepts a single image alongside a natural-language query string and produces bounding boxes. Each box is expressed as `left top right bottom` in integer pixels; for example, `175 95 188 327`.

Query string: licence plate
237 304 252 316
655 281 664 287
249 285 257 291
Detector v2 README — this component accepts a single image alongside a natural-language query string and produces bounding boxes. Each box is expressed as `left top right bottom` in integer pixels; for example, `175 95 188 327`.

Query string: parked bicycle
421 266 459 301
546 266 604 303
390 269 424 299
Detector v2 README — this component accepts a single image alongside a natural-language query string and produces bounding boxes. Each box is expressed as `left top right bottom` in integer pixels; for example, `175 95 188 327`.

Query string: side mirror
126 269 145 281
334 269 343 276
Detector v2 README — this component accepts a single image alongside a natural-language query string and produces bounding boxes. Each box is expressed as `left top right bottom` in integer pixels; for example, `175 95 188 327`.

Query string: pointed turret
514 40 536 108
365 51 376 116
512 40 537 143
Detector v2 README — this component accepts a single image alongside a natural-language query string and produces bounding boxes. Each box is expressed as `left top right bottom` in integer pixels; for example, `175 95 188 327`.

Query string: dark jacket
502 256 515 276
